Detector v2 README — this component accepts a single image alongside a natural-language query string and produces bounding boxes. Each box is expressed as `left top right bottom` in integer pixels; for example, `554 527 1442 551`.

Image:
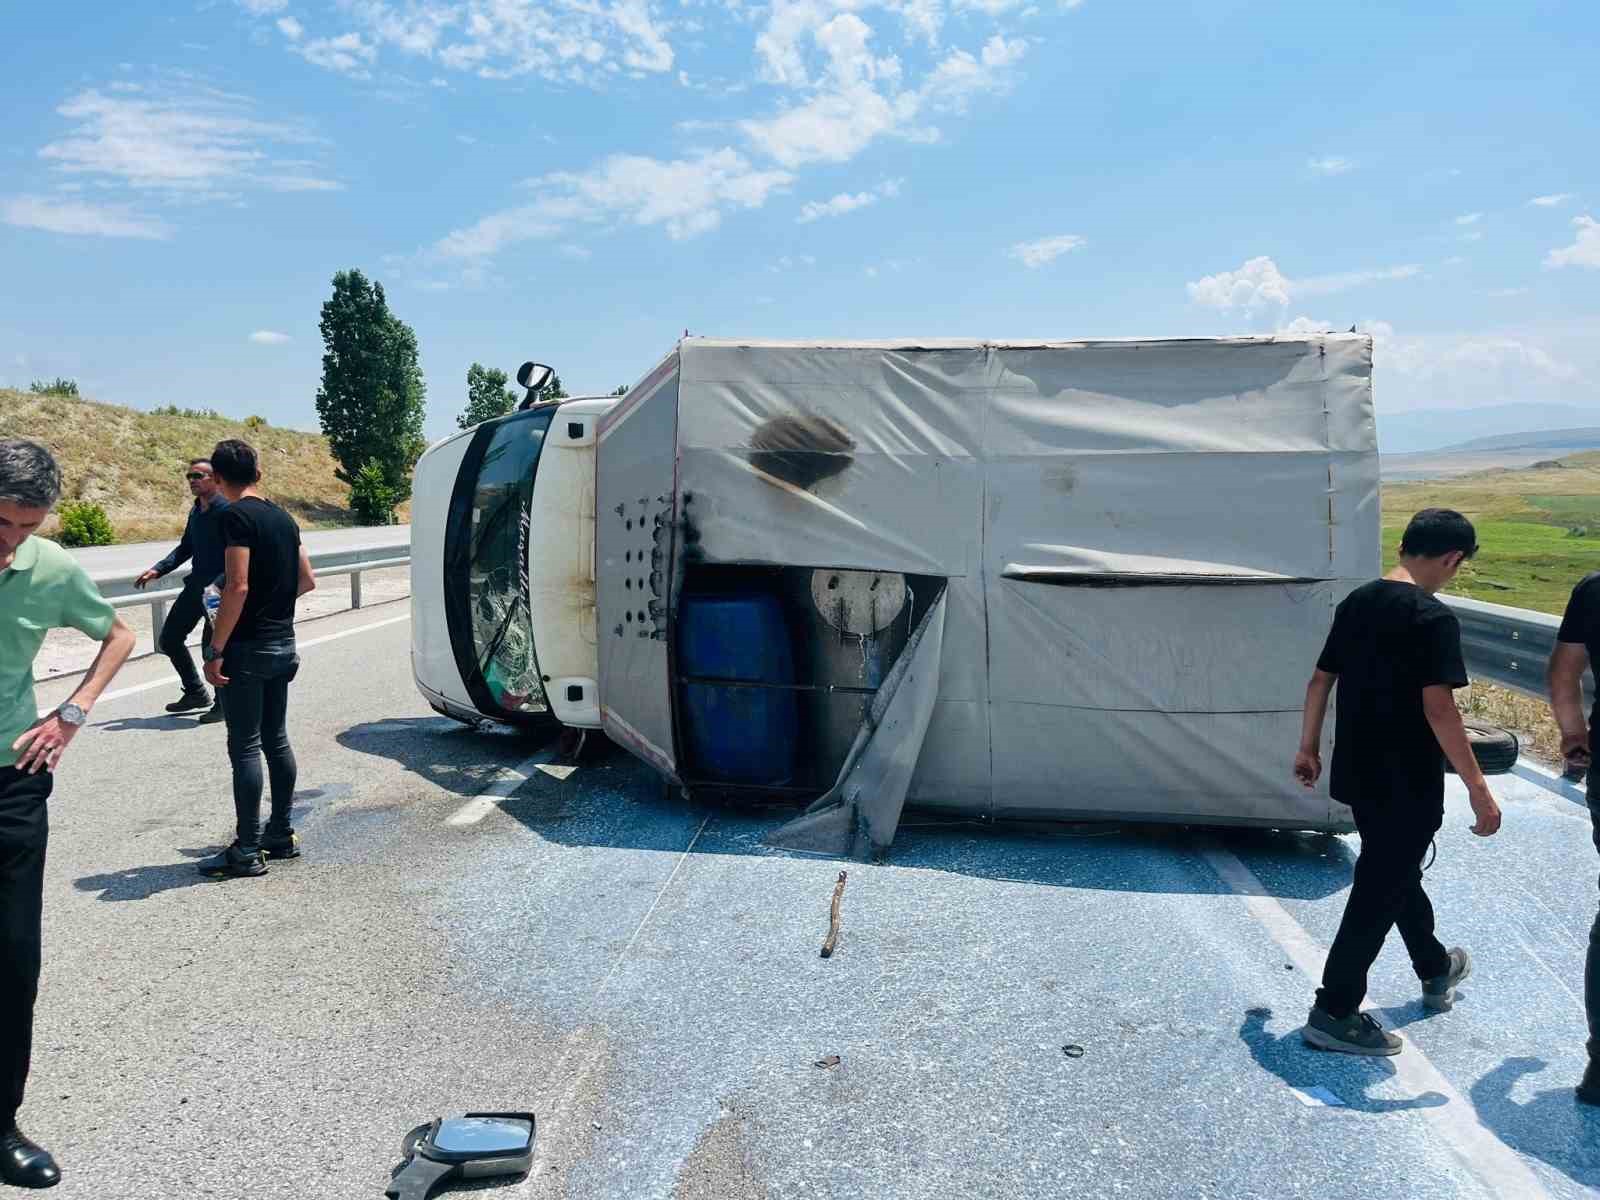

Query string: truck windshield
444 406 555 721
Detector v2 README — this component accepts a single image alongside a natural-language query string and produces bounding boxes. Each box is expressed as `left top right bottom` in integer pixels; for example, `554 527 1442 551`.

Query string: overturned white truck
413 336 1385 857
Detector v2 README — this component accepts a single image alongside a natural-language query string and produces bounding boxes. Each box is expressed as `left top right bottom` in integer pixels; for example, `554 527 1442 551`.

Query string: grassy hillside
0 388 385 543
1385 451 1600 614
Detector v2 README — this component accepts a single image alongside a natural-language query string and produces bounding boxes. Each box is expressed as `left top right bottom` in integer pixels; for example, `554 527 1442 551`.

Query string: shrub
348 459 398 525
29 377 78 396
55 501 115 547
244 414 269 431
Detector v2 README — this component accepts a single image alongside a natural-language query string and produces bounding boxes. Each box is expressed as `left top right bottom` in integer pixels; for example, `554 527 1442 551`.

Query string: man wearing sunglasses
133 459 231 723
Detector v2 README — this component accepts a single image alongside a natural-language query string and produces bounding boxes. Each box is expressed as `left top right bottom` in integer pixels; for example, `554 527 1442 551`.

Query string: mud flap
766 588 948 860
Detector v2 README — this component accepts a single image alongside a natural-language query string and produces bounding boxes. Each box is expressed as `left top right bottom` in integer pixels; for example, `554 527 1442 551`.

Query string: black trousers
1586 780 1600 1062
158 582 209 695
222 639 299 848
0 766 52 1130
1316 799 1452 1018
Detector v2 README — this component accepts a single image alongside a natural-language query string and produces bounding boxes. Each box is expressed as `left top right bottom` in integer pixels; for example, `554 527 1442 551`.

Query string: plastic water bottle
203 581 222 619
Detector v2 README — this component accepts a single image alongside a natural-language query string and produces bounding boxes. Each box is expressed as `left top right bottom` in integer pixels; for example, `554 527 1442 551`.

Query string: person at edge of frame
1547 568 1600 1104
0 438 136 1189
1293 507 1502 1057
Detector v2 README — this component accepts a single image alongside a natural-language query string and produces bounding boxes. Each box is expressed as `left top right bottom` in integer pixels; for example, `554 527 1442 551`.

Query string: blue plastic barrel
678 593 799 785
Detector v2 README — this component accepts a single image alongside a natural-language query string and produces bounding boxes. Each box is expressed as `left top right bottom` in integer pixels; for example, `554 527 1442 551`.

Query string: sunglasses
185 472 208 481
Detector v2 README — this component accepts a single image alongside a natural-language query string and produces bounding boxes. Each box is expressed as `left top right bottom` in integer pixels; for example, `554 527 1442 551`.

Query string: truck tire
1449 719 1519 777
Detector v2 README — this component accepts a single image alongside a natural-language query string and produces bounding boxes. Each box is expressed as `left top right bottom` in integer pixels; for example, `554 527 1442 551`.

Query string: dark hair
209 439 260 486
1400 508 1477 560
188 457 212 469
0 439 63 509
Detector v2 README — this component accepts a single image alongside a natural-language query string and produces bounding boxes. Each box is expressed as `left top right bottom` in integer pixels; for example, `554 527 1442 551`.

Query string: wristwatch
58 702 88 727
204 644 223 663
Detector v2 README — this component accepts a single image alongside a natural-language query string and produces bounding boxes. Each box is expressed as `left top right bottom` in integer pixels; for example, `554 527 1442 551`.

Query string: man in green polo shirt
0 439 134 1190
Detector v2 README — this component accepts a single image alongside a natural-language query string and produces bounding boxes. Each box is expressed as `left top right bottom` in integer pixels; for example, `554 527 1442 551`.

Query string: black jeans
222 639 299 848
1316 799 1452 1018
1586 779 1600 1062
0 766 52 1130
159 582 210 695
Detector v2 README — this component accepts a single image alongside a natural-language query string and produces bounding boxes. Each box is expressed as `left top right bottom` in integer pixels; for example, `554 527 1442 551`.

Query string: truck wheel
1450 719 1519 776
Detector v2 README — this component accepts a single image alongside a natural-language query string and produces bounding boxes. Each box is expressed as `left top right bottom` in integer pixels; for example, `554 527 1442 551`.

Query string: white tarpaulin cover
597 336 1378 841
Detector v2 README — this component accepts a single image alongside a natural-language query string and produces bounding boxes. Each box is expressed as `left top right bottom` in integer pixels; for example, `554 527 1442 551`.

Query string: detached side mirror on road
386 1112 535 1199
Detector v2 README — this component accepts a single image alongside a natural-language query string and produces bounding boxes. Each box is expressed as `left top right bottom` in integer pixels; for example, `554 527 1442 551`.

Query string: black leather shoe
1578 1061 1600 1106
0 1126 61 1189
196 701 225 725
165 688 211 713
197 841 267 878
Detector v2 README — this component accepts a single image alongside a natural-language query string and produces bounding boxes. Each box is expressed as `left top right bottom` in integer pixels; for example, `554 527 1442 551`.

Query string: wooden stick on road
820 870 847 959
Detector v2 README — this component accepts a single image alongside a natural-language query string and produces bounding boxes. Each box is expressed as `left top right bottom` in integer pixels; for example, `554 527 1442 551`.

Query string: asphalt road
24 600 1600 1199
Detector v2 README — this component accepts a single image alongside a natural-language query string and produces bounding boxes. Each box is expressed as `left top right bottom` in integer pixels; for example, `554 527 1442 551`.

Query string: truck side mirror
516 362 553 405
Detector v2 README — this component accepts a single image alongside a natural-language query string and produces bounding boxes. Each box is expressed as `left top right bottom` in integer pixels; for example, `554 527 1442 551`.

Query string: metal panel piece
595 354 681 777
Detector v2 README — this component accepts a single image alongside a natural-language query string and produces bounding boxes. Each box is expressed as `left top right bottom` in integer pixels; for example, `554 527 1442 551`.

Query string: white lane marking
445 748 559 826
1289 1085 1347 1108
41 613 412 717
1200 842 1554 1200
1512 758 1589 806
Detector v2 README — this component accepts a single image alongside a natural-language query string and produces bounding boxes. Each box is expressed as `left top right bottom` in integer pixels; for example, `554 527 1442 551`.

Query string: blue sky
2 0 1596 440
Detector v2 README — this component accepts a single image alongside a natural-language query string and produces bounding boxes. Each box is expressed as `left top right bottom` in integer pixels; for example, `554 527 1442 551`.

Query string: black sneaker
1302 1006 1402 1056
197 841 267 878
261 830 301 860
1579 1061 1600 1106
165 688 211 713
196 700 225 725
1422 947 1473 1011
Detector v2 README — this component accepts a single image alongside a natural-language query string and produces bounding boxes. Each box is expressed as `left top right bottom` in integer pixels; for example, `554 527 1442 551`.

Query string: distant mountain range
1381 423 1600 483
1379 403 1600 454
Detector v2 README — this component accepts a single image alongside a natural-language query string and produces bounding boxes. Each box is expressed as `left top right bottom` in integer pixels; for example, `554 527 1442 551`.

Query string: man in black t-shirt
1294 509 1501 1056
197 439 317 879
1549 573 1600 1103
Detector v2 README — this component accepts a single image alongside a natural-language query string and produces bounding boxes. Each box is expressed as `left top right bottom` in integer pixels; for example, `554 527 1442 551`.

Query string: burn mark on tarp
747 412 855 490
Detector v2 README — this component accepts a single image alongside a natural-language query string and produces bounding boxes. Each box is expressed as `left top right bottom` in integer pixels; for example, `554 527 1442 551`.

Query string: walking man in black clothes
1548 570 1600 1103
1293 508 1502 1055
133 458 230 724
197 440 316 878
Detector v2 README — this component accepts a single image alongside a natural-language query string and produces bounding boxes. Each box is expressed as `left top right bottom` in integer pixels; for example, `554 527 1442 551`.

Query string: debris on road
814 1055 841 1069
1062 1044 1085 1059
819 870 847 959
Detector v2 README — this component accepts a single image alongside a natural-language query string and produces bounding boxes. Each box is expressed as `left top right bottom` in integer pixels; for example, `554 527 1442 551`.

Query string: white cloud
1186 256 1292 309
1454 212 1482 225
1460 231 1483 242
434 148 793 258
1 194 169 240
1307 156 1355 175
283 0 673 85
1007 233 1086 268
1529 193 1574 208
238 0 287 13
1187 256 1420 309
248 329 291 344
771 254 817 272
37 86 338 198
1374 324 1579 385
277 16 304 40
796 177 900 222
1546 215 1600 269
295 32 378 76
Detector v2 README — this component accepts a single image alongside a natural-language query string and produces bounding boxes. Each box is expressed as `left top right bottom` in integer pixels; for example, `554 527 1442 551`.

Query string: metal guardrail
1442 593 1593 709
93 539 410 650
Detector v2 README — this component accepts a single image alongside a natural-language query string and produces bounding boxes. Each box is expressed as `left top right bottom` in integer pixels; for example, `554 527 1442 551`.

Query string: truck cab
409 393 620 733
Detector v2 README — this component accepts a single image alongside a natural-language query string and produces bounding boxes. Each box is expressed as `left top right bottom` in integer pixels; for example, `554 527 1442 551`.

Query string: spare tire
1447 719 1520 776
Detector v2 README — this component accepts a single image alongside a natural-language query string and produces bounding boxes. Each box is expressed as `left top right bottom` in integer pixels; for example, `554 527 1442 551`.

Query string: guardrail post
151 598 168 652
351 569 363 610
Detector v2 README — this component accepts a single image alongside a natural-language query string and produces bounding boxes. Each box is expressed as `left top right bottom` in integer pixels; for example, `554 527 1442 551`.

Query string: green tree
530 371 568 406
29 377 78 396
348 460 399 525
611 383 630 396
458 362 518 429
55 501 114 547
314 269 426 507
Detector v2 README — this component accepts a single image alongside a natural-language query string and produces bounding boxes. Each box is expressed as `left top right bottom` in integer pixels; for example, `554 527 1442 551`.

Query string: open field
0 388 407 543
1386 450 1600 615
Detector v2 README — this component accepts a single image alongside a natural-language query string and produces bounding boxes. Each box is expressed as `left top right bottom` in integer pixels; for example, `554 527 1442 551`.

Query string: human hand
1561 732 1591 773
1468 783 1502 837
11 714 79 774
1294 748 1322 789
204 657 228 687
134 569 159 590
